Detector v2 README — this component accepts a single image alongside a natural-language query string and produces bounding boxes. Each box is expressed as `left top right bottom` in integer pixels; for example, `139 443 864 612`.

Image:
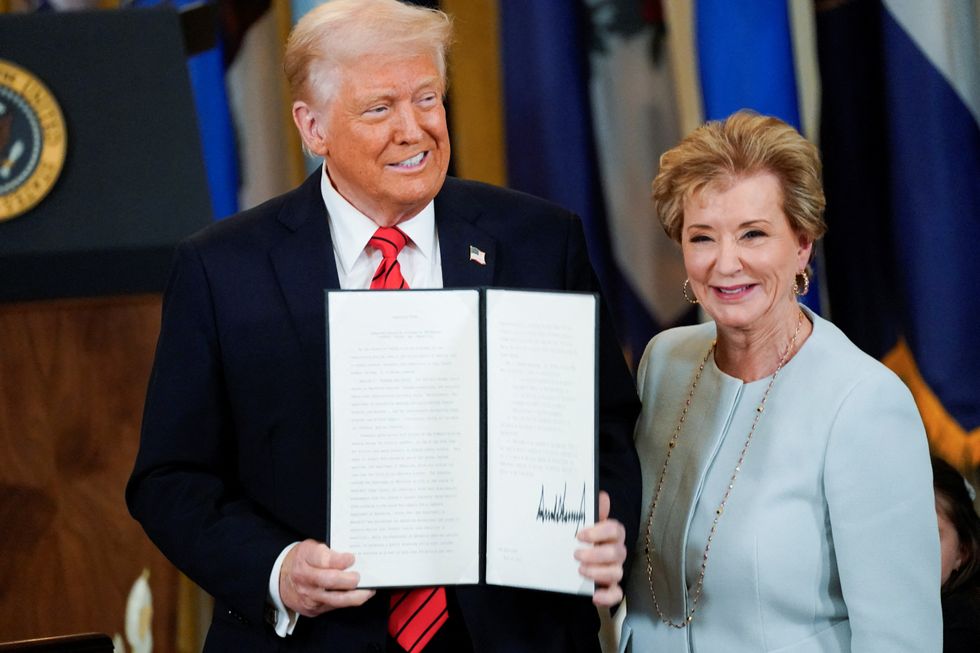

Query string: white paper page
327 289 481 587
484 289 596 595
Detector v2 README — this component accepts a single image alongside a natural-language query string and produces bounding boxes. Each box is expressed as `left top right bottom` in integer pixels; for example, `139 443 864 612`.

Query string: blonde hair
284 0 453 105
653 110 827 244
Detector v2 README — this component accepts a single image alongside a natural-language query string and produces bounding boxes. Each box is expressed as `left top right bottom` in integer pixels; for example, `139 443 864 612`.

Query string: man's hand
279 539 376 617
574 490 627 607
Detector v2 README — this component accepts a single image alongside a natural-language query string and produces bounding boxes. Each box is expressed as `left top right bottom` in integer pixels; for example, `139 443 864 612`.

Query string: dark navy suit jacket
127 173 641 652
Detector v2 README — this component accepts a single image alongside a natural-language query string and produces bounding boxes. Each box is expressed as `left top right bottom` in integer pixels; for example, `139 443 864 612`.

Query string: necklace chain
643 310 805 628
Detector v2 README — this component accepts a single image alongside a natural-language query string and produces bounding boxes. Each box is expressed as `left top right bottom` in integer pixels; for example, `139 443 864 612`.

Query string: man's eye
365 106 388 115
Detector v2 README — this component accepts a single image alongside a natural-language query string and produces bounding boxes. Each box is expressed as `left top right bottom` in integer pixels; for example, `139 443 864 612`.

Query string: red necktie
369 226 409 290
388 587 449 652
369 225 448 650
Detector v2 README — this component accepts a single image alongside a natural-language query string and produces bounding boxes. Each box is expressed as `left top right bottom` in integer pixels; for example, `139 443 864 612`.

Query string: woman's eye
689 234 711 243
743 229 766 239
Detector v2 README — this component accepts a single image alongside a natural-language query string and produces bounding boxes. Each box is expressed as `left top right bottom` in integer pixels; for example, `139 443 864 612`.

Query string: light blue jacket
621 308 941 652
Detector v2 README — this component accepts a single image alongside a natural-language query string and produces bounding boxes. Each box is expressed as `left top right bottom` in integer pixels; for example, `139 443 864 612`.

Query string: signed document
484 289 596 595
326 288 596 596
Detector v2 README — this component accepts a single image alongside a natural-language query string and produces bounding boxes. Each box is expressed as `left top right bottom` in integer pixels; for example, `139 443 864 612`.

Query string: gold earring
683 279 699 304
793 270 810 296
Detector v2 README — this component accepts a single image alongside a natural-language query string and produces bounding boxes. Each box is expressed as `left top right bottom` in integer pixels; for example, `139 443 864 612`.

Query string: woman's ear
797 233 814 268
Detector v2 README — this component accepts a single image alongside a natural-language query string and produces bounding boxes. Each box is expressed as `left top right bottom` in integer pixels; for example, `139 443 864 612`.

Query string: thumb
598 490 611 522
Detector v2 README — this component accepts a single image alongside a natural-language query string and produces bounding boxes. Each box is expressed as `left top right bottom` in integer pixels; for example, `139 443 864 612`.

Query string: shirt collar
320 166 437 276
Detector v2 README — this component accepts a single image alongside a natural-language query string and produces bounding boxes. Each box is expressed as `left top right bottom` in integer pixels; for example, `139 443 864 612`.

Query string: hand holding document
575 491 628 607
279 540 376 617
326 288 598 595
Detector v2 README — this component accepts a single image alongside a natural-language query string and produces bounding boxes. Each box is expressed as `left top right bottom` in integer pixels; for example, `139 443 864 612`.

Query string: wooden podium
0 8 212 651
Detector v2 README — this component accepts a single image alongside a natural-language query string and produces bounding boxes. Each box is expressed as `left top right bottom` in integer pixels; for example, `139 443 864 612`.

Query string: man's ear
293 101 328 157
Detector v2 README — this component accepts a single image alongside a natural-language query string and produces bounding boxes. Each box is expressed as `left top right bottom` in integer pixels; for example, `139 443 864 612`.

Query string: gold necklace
643 309 805 628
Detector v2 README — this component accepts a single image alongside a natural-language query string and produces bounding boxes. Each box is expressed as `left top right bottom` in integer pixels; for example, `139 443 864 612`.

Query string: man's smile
389 151 428 169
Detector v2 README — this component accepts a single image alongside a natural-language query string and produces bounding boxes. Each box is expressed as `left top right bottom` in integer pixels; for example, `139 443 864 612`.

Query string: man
127 1 641 650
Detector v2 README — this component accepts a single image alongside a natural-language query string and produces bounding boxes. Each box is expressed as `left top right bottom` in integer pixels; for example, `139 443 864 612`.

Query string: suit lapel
435 178 497 288
269 172 339 395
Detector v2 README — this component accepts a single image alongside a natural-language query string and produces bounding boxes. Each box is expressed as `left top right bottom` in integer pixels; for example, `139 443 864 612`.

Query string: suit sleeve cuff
268 542 300 637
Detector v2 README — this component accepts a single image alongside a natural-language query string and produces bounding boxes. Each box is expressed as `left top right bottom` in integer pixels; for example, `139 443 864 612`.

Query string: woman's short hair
284 0 453 105
933 457 980 593
652 110 827 244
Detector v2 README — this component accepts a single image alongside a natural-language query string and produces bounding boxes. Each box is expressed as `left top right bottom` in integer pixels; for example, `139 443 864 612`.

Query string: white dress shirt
268 166 444 636
321 167 443 290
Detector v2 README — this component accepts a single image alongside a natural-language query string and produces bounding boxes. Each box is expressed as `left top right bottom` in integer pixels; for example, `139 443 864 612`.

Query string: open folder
325 288 598 596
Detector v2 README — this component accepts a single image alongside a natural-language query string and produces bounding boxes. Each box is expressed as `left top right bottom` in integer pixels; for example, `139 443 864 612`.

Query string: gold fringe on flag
441 0 507 187
884 339 980 473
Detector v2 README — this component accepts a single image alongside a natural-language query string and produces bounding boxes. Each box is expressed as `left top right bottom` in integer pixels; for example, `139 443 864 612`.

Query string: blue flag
817 0 980 469
498 1 661 363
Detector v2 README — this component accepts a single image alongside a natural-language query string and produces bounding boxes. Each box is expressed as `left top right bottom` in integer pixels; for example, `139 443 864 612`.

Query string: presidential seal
0 59 67 223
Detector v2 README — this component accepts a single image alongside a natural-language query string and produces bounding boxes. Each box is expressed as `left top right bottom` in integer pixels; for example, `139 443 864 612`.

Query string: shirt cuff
268 542 300 637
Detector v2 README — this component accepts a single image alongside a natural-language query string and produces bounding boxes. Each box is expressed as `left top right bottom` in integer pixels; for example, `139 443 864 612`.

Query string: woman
932 457 980 652
620 111 941 652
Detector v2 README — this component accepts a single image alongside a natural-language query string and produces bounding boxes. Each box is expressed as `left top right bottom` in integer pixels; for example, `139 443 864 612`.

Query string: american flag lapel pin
469 245 486 266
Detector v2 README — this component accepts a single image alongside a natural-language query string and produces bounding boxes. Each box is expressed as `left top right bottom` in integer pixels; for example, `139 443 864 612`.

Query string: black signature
536 482 587 534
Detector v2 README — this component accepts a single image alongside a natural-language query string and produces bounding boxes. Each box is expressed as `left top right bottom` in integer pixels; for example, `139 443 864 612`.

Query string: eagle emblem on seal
0 59 67 223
